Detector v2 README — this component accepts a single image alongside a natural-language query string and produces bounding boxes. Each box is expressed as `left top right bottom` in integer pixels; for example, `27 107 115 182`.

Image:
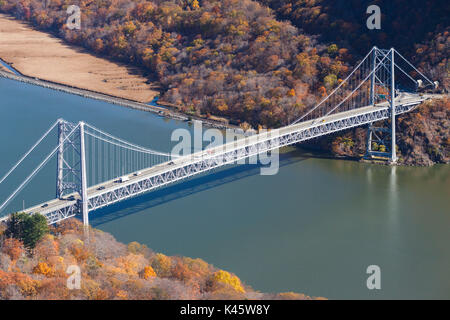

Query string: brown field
0 14 158 103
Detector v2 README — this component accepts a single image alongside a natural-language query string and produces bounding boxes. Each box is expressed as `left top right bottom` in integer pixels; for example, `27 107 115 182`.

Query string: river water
0 76 449 299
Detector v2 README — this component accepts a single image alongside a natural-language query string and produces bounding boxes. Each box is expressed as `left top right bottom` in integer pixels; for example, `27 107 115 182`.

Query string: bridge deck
1 93 434 224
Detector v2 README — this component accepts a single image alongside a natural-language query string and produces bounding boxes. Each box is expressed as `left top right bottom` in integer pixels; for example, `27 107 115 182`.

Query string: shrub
1 238 24 261
151 253 172 278
33 262 53 277
141 266 157 280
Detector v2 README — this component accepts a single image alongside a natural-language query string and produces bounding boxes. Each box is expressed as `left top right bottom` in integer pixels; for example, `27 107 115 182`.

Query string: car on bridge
118 175 130 183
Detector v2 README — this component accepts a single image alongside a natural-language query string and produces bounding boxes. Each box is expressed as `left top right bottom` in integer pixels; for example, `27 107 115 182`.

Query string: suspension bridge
0 47 441 225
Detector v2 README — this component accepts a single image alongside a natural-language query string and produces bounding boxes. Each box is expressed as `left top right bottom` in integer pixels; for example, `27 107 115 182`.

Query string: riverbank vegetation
0 0 356 128
0 0 446 129
259 0 448 91
0 216 320 300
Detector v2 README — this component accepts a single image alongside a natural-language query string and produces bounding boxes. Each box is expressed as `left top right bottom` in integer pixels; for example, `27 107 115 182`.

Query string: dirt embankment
306 98 450 166
0 14 158 103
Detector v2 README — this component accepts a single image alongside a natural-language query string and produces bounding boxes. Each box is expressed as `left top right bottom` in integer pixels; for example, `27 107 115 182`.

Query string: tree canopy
0 0 446 127
5 212 49 248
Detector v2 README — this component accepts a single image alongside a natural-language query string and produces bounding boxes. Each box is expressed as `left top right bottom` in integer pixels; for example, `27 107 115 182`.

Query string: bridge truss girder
45 203 79 225
37 100 421 225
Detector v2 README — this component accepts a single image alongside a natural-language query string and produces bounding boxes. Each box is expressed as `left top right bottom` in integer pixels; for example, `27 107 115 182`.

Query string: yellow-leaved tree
210 270 244 293
33 262 53 277
151 253 172 278
191 0 200 10
141 266 157 280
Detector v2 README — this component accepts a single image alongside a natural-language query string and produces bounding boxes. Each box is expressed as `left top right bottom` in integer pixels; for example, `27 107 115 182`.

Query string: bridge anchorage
0 47 439 225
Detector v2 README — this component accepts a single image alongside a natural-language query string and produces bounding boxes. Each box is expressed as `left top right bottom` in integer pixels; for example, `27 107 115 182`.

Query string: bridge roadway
0 93 436 224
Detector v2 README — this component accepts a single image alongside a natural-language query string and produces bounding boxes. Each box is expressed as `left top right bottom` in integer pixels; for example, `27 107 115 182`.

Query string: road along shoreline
0 69 239 131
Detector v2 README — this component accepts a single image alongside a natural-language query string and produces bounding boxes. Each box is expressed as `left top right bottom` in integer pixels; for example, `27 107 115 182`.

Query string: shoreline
2 69 447 166
0 13 241 131
0 57 21 75
0 13 159 104
0 69 238 131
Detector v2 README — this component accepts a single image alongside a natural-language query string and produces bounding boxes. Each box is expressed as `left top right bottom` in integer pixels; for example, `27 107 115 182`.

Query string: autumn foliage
0 218 318 300
260 0 449 92
209 270 244 293
0 1 445 129
2 238 24 261
0 0 351 128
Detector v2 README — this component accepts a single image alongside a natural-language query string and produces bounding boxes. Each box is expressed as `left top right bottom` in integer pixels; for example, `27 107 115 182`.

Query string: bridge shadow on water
89 150 307 227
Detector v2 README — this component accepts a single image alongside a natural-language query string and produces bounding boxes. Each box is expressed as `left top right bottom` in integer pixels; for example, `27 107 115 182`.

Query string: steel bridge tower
56 120 89 226
366 48 397 163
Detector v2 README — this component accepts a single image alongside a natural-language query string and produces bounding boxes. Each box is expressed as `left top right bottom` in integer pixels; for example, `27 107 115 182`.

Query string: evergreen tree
5 212 49 248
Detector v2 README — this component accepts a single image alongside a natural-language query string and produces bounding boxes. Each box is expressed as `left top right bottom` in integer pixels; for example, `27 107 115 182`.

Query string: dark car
41 204 49 208
97 186 106 191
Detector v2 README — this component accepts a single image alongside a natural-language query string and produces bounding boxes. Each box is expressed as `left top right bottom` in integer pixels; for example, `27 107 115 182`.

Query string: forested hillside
0 0 447 128
0 216 319 300
258 0 449 92
254 0 449 165
0 0 356 127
